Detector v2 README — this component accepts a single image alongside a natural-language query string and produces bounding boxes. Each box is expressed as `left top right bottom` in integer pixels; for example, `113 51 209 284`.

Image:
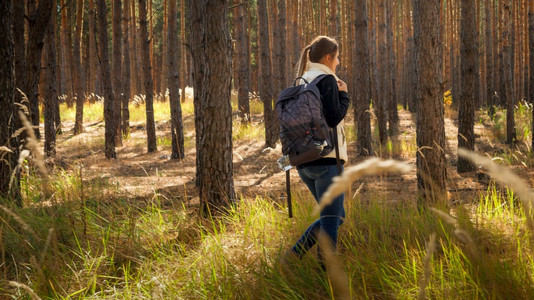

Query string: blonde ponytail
296 46 311 78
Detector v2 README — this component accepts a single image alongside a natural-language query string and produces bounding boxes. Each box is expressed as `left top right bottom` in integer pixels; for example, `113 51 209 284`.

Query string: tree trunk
60 0 74 102
97 0 117 158
377 0 388 146
12 0 25 196
13 0 25 112
354 0 372 156
25 0 54 140
112 0 122 146
529 0 534 148
161 0 168 97
502 0 516 144
413 0 447 205
486 0 493 106
180 0 186 103
236 2 251 123
278 0 287 89
168 0 185 159
258 0 277 148
122 0 131 136
329 0 338 37
405 0 416 112
139 0 157 152
457 0 479 172
88 0 100 97
44 0 58 157
0 0 20 204
190 0 235 215
73 0 86 134
131 0 141 96
386 0 399 137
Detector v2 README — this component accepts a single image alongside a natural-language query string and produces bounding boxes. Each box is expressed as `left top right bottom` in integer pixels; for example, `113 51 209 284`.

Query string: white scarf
300 62 340 83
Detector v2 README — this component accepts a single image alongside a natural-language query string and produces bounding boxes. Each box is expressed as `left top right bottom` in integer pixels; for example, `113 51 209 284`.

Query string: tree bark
122 0 131 136
413 0 447 205
112 0 122 146
486 0 493 106
258 0 277 148
25 0 54 140
278 0 287 89
168 0 185 159
190 0 235 215
329 0 338 37
13 0 25 110
236 1 251 123
139 0 157 152
386 0 399 137
0 0 20 204
530 1 534 149
97 0 117 158
60 0 74 102
131 0 142 96
73 0 86 134
353 0 372 156
457 0 479 172
377 0 388 146
88 0 100 97
180 0 186 102
44 0 59 157
161 0 168 96
502 0 516 144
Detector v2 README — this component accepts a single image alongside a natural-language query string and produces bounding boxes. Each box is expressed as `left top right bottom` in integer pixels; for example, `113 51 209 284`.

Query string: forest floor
46 102 534 211
11 100 534 298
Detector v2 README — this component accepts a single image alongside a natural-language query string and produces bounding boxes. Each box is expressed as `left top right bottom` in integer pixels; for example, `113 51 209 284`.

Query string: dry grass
317 158 413 214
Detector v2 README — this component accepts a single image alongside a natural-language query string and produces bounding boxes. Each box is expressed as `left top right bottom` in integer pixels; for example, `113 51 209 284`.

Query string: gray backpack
275 74 335 167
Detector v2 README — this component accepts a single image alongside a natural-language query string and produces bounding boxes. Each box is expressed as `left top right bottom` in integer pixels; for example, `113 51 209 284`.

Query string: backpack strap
293 77 308 86
333 126 342 175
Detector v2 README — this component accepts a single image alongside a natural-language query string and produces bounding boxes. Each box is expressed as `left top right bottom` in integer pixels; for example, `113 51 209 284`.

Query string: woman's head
296 36 339 77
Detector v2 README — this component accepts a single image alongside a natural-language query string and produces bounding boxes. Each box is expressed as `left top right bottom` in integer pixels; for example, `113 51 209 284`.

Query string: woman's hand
337 79 348 92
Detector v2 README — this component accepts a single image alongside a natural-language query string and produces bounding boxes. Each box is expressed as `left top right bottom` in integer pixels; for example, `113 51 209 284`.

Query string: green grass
483 101 533 144
6 95 534 299
3 163 534 299
57 96 196 124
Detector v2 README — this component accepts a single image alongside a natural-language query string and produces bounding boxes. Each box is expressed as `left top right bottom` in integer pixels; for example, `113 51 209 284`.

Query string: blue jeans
291 164 345 258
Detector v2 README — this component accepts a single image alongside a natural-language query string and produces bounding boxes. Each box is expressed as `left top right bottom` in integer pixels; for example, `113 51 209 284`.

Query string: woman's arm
317 75 350 127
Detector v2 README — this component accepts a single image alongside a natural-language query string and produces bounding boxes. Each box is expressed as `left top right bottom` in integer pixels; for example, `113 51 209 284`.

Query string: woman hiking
285 36 350 266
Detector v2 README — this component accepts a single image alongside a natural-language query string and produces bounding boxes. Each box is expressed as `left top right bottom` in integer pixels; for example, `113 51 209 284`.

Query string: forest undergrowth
2 94 534 299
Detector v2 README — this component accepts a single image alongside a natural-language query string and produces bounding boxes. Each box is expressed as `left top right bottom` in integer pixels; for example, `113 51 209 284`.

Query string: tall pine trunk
44 0 58 157
530 0 534 149
113 0 123 146
25 0 54 140
139 0 157 152
258 0 277 148
457 0 479 172
386 0 399 137
354 0 373 156
0 0 20 204
98 0 117 158
122 0 131 136
168 0 185 159
502 0 516 144
413 0 447 205
73 0 86 134
377 0 388 146
190 0 235 215
236 2 251 123
60 0 74 101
